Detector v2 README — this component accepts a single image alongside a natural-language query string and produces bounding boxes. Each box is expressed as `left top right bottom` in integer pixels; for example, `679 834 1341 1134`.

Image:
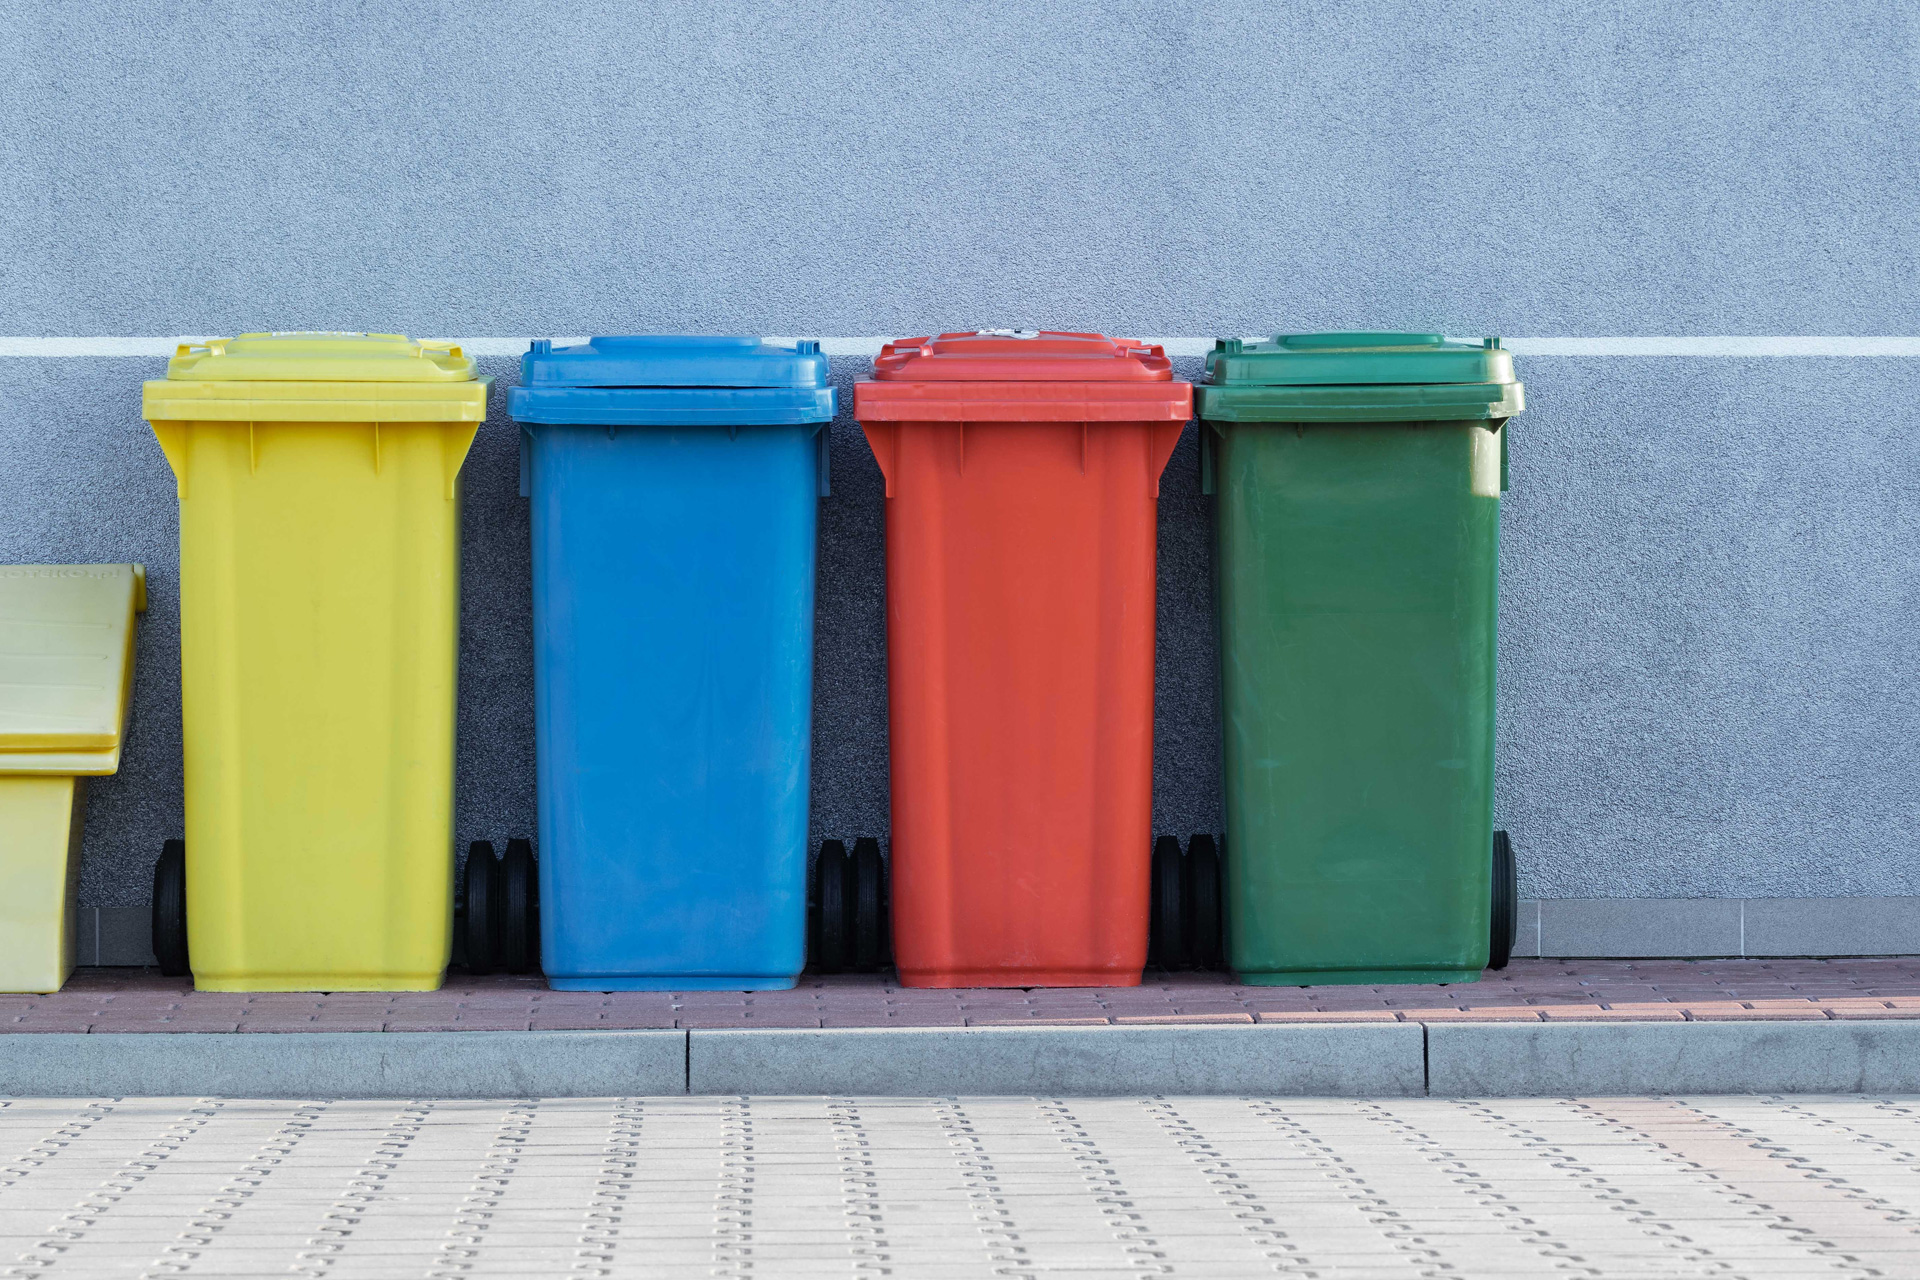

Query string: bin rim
141 378 493 423
146 333 491 422
163 333 479 383
1199 331 1521 423
509 383 837 426
1206 331 1517 382
870 331 1176 382
519 336 832 391
1196 381 1523 423
854 378 1191 423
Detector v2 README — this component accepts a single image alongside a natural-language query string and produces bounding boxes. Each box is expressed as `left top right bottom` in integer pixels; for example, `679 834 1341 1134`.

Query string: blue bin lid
508 336 836 425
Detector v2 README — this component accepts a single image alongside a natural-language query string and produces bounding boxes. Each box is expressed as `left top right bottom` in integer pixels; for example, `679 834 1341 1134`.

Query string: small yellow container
0 564 146 993
143 334 489 991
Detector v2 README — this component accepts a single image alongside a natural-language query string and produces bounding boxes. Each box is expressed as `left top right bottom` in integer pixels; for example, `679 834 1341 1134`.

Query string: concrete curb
1428 1020 1920 1105
1427 1021 1920 1096
0 1032 686 1099
688 1024 1426 1097
6 1021 1920 1098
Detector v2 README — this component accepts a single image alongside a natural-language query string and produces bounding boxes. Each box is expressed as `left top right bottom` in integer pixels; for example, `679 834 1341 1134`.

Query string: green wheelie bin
1196 332 1524 985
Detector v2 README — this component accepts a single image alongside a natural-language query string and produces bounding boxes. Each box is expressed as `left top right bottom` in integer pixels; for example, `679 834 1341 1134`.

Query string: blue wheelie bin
508 337 835 990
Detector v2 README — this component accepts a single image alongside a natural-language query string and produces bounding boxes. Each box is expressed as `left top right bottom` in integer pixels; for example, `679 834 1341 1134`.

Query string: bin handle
149 422 190 498
862 424 895 498
442 423 480 500
1149 420 1185 499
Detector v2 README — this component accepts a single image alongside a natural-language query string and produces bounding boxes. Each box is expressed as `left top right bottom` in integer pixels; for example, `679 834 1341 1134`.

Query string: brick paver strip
5 957 1920 1031
1682 1005 1835 1021
1256 1010 1402 1023
1114 1012 1255 1024
1537 1003 1688 1020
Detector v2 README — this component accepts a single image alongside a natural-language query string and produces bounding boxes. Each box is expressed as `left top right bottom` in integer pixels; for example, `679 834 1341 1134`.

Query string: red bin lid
870 330 1173 381
857 330 1190 422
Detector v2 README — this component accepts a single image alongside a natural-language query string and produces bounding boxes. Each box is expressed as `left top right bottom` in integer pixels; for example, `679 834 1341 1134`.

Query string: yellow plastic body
144 333 488 992
0 778 85 993
0 563 143 994
0 564 146 773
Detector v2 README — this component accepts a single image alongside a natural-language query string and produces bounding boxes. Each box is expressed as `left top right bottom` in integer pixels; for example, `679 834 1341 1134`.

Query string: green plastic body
1207 417 1504 986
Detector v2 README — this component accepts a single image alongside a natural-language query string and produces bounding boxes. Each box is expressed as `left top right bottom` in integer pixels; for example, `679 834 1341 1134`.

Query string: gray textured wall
2 1 1916 908
1500 358 1920 898
5 1 1916 334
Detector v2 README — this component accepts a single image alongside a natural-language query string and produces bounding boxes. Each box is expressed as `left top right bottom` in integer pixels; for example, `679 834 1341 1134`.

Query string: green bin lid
1196 332 1523 423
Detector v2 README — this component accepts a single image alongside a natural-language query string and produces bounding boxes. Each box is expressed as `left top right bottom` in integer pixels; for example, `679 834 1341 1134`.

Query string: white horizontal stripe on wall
3 337 1919 359
1502 337 1920 357
0 337 589 359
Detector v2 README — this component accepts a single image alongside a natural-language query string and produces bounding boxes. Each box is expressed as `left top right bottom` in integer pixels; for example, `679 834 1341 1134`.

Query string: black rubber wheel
1149 835 1185 971
1489 829 1516 971
1217 830 1229 965
501 838 539 975
812 839 850 974
1185 834 1223 971
151 839 189 978
462 841 500 976
851 837 886 973
874 837 895 966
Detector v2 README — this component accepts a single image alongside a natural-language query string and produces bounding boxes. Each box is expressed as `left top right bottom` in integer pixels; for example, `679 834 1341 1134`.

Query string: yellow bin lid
0 564 146 776
142 332 491 422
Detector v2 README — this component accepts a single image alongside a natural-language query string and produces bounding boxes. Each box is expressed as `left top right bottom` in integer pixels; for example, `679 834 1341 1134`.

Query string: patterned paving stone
3 1096 1920 1275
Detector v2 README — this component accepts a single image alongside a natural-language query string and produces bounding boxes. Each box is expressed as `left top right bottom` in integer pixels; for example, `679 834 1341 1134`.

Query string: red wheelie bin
854 330 1190 987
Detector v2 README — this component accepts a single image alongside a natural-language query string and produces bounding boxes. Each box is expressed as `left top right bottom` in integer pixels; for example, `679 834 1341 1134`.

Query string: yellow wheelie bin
142 333 489 991
0 564 145 993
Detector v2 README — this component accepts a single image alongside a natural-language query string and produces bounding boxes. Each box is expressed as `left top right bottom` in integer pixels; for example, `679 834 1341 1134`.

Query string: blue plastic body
513 337 835 991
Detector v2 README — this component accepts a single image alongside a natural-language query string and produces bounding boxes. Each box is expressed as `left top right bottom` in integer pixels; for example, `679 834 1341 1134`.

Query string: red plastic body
854 333 1191 987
